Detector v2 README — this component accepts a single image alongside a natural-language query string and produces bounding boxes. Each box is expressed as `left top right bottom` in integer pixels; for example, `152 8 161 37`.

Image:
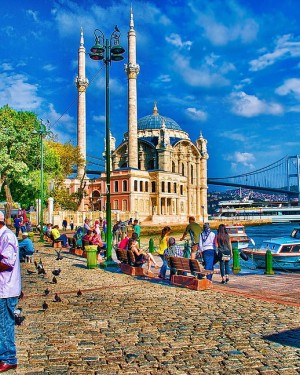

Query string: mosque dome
138 103 182 131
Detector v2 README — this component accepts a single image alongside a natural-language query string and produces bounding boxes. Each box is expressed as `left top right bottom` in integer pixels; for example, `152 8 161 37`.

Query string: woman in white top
198 223 216 281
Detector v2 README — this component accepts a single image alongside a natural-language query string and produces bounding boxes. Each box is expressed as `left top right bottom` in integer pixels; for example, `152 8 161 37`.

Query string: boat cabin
261 238 300 254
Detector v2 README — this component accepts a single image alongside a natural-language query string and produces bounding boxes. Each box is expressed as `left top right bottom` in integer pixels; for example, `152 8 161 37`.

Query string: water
245 222 298 248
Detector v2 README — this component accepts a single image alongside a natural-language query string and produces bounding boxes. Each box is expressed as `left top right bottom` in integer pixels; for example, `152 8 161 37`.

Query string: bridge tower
287 155 300 200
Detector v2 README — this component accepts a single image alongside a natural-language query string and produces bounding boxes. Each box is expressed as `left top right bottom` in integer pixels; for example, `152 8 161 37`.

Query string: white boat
226 224 250 250
213 199 300 223
243 227 300 271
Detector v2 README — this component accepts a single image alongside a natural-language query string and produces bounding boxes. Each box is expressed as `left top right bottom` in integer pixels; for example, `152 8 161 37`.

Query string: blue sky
1 0 300 180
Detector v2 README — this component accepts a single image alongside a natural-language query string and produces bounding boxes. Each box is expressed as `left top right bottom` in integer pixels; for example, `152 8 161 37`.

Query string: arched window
122 199 128 211
181 163 185 176
134 180 138 191
161 181 165 192
114 181 118 192
168 182 171 193
145 181 149 192
122 180 127 192
174 183 177 194
113 200 119 209
140 181 143 192
172 161 175 173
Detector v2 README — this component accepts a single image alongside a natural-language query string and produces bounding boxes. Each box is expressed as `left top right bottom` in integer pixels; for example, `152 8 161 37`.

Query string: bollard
265 249 274 275
85 245 98 269
149 238 154 254
232 248 241 274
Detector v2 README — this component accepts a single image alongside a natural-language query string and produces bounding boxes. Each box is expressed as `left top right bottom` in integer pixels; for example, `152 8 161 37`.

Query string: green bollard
232 248 241 274
149 238 154 254
265 249 274 275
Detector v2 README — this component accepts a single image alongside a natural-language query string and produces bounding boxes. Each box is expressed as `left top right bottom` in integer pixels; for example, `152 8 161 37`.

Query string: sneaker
221 280 226 284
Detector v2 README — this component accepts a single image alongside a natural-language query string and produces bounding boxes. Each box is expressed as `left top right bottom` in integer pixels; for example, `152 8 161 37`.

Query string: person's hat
0 211 4 221
22 232 29 236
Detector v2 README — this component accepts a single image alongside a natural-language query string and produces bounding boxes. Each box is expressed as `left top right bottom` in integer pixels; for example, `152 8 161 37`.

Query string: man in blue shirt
18 233 34 262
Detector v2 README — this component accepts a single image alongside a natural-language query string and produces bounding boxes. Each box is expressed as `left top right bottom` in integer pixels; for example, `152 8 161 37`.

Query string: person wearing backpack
198 223 216 281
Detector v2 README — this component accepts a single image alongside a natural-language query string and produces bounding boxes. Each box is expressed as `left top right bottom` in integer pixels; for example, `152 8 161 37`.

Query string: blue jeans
0 297 18 365
202 249 215 280
58 234 68 246
219 260 230 278
159 255 168 278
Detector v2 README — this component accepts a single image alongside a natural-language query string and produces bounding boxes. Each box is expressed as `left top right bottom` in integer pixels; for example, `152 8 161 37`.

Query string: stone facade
72 10 208 224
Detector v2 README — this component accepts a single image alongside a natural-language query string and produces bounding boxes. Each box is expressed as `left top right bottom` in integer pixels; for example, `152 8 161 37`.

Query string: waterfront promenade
14 240 300 374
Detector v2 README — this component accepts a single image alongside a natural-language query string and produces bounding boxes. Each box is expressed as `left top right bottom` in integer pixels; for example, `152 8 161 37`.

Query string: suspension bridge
208 155 300 198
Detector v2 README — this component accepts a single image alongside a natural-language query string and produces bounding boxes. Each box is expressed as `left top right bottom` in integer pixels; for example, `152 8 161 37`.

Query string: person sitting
45 223 52 238
19 232 35 262
118 233 130 250
25 220 33 233
83 218 93 233
50 225 68 247
127 234 159 272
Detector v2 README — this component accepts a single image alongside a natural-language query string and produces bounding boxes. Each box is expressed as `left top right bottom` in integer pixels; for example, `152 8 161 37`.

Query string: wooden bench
167 256 213 291
115 248 155 277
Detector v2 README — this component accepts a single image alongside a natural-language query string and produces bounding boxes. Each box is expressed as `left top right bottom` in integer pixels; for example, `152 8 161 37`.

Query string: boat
213 199 300 223
226 224 250 250
243 227 300 271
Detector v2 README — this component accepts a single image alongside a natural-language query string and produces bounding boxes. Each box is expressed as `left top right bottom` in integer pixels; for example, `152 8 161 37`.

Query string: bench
115 248 155 277
167 256 213 291
49 234 63 248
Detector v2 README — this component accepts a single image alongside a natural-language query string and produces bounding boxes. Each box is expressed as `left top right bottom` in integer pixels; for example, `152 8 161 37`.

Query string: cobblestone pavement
13 241 300 375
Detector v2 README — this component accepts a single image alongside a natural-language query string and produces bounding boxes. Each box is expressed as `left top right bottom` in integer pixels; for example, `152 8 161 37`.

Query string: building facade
68 9 209 224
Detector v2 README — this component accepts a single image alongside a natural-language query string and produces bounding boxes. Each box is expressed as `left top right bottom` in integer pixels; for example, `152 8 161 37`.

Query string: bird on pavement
52 268 61 276
54 293 61 302
44 288 50 296
55 250 63 260
52 276 57 284
77 289 82 297
42 301 48 310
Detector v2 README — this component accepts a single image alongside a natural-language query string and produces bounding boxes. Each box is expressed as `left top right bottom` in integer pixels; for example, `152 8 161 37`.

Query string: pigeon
42 301 48 310
15 315 25 325
44 288 50 296
27 269 36 275
52 268 61 276
77 289 82 297
54 293 61 302
55 250 63 260
37 259 46 275
52 276 57 284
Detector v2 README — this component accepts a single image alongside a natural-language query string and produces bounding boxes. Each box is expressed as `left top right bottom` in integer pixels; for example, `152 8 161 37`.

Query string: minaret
75 28 89 178
125 7 140 169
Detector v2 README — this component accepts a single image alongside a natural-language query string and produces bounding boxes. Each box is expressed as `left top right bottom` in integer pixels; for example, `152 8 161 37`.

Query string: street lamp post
89 26 125 266
33 120 50 242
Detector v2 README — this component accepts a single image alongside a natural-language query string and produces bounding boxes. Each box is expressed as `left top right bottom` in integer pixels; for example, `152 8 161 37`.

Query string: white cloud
229 91 283 117
1 63 13 71
0 73 42 110
165 33 192 50
220 130 247 142
158 74 171 83
93 114 105 123
26 9 39 23
250 34 300 71
186 107 207 121
43 64 56 72
190 0 259 46
225 151 256 170
276 78 300 99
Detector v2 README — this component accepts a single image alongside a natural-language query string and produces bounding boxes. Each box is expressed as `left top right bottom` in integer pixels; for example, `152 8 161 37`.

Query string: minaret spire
125 7 140 169
76 28 89 178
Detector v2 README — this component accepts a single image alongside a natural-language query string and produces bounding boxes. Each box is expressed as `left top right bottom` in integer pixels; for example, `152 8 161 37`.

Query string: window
291 245 300 253
172 161 175 173
145 181 149 192
190 165 194 184
152 181 156 192
122 180 127 192
180 185 183 195
113 200 119 209
280 245 292 253
161 181 165 192
134 180 138 191
181 163 185 176
168 182 171 193
114 181 118 192
174 183 177 194
140 181 143 192
122 199 128 211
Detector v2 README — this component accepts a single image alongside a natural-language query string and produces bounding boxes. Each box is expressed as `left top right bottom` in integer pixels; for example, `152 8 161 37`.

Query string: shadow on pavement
263 328 300 348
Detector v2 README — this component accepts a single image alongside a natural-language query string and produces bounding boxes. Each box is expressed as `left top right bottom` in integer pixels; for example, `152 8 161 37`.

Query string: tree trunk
4 184 12 225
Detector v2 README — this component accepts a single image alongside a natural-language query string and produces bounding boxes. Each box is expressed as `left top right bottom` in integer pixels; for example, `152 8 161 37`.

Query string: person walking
215 224 233 284
69 218 74 231
0 210 21 372
180 216 201 259
198 223 216 281
157 226 171 279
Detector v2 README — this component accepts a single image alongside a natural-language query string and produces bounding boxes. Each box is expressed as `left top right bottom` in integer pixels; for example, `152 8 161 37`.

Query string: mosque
66 10 209 224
